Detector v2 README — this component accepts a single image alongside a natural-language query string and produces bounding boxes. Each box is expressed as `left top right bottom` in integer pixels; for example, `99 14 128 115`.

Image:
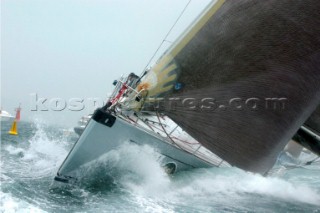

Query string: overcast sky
1 0 211 127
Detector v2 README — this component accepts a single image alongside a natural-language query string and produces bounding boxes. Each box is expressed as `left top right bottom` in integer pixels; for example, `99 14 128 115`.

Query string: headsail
138 0 320 174
304 106 320 136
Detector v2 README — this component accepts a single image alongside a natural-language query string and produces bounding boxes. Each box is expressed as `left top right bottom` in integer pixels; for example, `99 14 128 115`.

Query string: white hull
55 109 225 183
0 111 14 122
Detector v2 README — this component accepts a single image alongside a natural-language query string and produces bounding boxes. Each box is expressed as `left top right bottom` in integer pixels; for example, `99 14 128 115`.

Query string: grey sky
1 0 211 127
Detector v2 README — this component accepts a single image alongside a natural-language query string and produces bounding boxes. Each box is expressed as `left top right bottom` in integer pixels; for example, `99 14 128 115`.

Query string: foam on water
25 128 67 173
0 192 45 213
22 122 68 176
1 121 79 212
4 146 25 156
80 142 320 208
78 142 171 197
1 121 320 212
169 169 320 206
115 144 171 197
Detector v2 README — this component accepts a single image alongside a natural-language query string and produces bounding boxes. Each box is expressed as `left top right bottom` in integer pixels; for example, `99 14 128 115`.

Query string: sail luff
169 0 226 58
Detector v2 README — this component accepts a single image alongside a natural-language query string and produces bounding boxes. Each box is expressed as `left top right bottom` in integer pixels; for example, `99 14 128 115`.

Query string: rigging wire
140 0 192 76
305 156 320 165
156 111 183 149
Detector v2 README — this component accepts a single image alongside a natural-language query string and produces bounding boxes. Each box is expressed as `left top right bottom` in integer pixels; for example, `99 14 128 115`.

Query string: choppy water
1 121 320 212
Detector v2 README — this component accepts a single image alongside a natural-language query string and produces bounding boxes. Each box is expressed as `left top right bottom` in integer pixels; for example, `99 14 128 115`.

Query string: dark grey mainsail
139 0 320 174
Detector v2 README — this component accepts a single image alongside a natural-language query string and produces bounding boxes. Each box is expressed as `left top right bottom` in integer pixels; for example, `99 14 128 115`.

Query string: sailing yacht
56 74 228 183
74 114 92 136
55 0 320 183
0 110 14 122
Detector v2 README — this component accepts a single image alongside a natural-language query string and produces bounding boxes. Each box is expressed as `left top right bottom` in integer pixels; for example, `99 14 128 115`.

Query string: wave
74 142 320 207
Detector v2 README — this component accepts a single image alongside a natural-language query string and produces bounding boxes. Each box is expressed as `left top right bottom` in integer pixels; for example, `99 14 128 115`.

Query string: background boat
0 110 14 122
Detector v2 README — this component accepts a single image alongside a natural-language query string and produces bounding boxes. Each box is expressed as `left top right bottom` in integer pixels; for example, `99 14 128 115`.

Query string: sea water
1 121 319 212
